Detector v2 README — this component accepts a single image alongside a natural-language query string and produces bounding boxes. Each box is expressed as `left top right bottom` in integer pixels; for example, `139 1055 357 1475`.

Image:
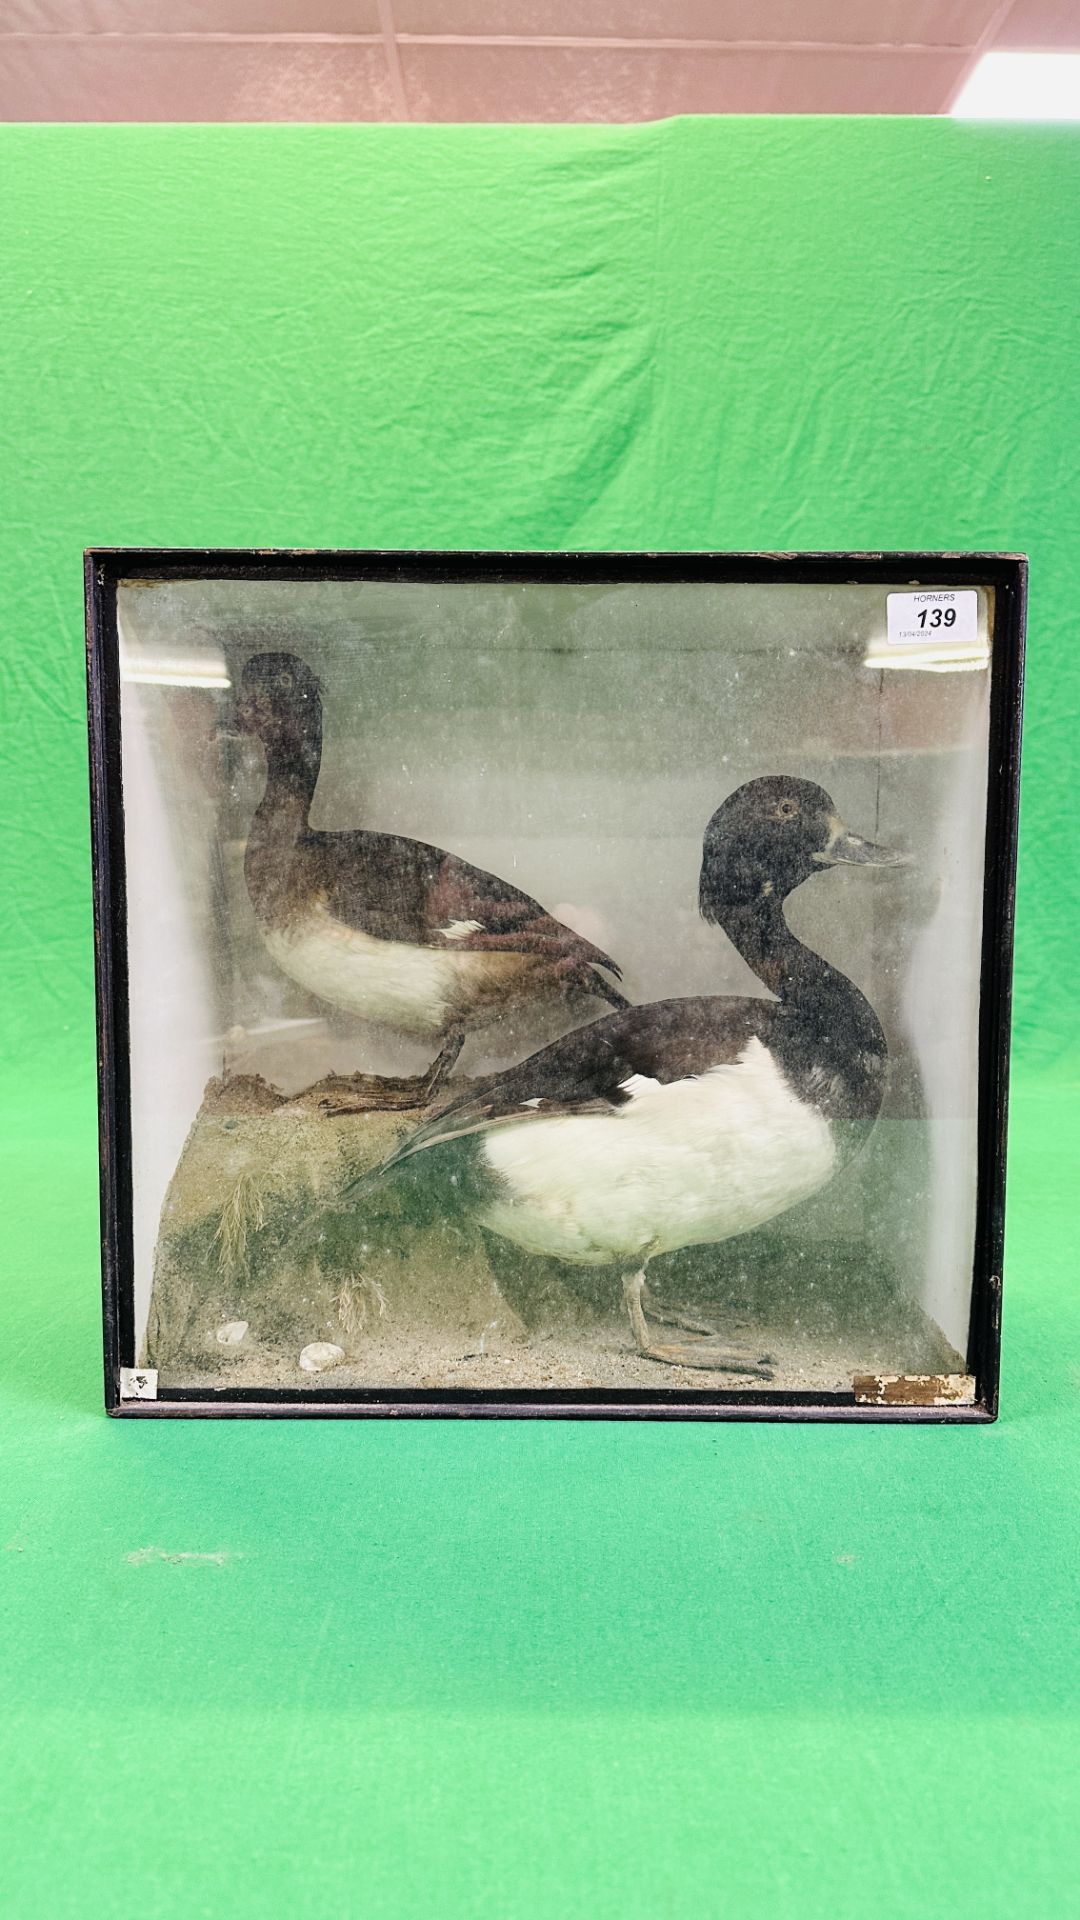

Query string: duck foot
623 1270 773 1378
315 1030 468 1116
638 1340 774 1377
640 1281 717 1338
316 1073 433 1115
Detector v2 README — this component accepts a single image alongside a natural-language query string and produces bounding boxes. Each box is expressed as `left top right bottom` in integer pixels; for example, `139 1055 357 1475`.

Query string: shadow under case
86 549 1024 1421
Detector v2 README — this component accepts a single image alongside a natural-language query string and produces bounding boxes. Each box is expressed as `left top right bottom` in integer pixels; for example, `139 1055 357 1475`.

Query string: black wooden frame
85 548 1026 1423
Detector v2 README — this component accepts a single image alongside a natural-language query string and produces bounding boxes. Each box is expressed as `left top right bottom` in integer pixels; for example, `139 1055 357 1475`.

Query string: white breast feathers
262 904 518 1035
479 1036 838 1265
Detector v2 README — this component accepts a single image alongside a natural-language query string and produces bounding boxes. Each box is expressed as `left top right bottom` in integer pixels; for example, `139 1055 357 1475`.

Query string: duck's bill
813 819 910 867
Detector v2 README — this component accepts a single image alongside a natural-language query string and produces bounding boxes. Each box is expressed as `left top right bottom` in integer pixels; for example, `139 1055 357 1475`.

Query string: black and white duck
368 776 906 1373
235 651 627 1099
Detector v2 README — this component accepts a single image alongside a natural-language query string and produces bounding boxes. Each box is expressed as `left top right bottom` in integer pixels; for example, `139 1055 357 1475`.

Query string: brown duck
236 651 628 1098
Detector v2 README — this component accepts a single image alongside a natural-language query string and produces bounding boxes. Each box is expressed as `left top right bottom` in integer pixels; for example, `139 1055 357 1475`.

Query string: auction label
886 588 978 647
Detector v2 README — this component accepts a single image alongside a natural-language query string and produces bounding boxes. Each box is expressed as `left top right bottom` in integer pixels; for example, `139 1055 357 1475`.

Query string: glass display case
86 549 1025 1420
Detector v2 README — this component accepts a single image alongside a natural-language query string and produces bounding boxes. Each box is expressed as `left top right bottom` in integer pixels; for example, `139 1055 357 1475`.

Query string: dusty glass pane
116 572 993 1396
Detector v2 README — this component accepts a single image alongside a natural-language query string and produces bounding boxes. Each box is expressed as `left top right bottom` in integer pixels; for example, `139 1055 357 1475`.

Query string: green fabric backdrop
1 121 1077 1917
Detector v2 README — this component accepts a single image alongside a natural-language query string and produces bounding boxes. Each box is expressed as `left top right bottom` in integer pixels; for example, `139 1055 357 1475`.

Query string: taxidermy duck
367 777 905 1373
236 651 628 1098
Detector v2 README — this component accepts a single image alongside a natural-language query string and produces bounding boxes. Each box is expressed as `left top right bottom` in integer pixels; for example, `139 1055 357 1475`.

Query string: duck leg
622 1270 773 1377
420 1025 466 1103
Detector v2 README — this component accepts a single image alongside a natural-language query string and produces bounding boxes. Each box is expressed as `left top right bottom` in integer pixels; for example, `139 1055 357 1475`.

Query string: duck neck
720 889 854 1008
245 716 322 929
716 882 888 1130
252 719 321 845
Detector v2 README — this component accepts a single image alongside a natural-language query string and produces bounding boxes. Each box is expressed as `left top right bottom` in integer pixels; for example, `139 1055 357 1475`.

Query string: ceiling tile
393 0 999 48
398 43 969 119
0 35 397 119
3 0 382 32
994 0 1080 46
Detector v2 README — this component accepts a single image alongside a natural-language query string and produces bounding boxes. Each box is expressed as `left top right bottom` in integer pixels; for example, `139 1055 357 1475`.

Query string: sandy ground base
167 1320 958 1396
148 1073 963 1397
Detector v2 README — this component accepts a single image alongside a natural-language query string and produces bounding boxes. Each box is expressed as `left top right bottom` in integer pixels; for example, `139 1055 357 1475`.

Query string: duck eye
777 799 798 820
275 672 293 693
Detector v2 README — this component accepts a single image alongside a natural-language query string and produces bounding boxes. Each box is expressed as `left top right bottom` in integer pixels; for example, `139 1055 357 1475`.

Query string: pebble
215 1320 249 1346
299 1342 345 1373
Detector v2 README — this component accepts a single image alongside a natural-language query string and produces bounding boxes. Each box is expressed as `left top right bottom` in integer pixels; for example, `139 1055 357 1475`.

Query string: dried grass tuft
213 1169 268 1280
337 1276 388 1347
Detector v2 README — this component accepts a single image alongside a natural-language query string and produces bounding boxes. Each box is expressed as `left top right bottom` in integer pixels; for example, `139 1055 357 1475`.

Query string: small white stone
216 1320 249 1346
299 1342 345 1373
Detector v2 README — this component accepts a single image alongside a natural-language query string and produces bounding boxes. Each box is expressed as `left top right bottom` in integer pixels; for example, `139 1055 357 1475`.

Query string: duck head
235 651 322 759
699 775 905 922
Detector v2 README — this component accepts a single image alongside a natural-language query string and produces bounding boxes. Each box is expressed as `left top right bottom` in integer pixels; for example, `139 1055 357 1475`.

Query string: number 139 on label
887 589 978 648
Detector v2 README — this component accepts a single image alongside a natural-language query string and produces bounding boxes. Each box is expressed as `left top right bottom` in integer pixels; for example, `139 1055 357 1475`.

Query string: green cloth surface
1 121 1078 1916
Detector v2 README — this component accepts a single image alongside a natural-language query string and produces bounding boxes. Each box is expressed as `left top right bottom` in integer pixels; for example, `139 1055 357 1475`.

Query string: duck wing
380 995 779 1167
313 830 624 984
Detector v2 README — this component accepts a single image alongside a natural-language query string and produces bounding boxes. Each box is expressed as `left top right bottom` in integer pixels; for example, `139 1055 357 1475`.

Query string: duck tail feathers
362 1096 499 1178
339 1163 386 1201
